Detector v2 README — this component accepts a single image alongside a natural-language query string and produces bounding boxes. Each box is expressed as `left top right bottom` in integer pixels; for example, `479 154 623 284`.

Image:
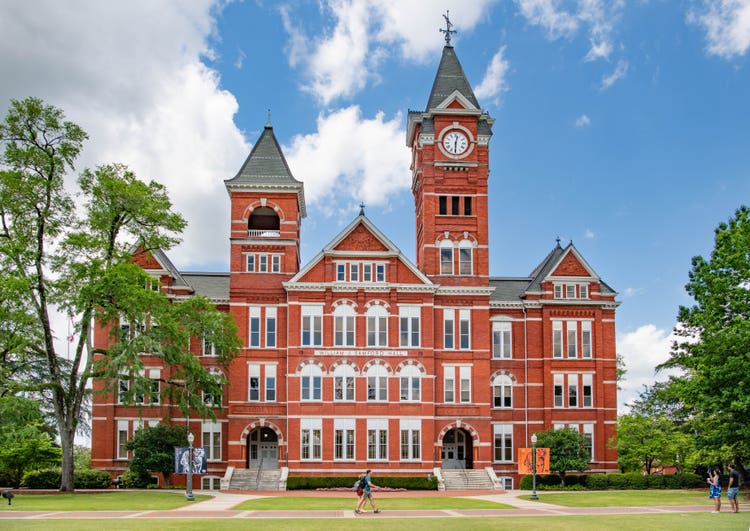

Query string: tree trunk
59 424 76 491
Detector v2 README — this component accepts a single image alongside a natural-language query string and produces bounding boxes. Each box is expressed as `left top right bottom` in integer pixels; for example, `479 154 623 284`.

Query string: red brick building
91 43 619 490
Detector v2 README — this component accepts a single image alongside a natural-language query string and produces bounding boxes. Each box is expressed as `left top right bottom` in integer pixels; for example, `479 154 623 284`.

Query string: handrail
248 229 280 238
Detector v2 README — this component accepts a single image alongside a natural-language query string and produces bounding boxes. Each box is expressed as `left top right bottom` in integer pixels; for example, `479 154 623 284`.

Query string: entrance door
247 427 279 468
441 428 470 469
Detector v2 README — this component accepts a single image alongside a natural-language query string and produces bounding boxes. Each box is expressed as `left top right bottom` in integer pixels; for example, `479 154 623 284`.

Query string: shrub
519 474 533 490
120 469 152 489
541 474 561 487
679 473 704 489
23 469 61 489
585 474 609 490
565 475 587 487
286 475 437 490
644 474 666 489
0 469 15 488
74 468 113 489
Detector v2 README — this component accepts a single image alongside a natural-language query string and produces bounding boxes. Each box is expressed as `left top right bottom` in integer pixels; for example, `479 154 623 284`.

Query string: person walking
354 474 365 512
707 467 722 513
727 464 741 513
355 469 381 514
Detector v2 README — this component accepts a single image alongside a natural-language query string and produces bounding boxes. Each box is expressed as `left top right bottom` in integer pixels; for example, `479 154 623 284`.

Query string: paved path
0 490 747 520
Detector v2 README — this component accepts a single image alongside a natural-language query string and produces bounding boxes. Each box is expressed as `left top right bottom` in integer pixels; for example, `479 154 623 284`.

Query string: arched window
333 305 356 346
439 240 454 275
367 364 388 401
399 365 421 401
248 206 280 231
300 364 322 401
492 374 513 408
458 239 473 275
366 305 388 347
333 364 355 401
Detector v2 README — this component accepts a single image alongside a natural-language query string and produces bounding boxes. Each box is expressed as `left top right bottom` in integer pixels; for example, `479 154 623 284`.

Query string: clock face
442 130 469 155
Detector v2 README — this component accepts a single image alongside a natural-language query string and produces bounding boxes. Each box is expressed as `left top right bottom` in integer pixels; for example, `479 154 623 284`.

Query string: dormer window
334 261 386 283
553 283 590 299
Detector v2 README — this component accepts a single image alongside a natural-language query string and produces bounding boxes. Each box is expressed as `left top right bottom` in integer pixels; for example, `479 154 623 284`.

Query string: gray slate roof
225 124 303 187
180 272 229 301
426 45 480 111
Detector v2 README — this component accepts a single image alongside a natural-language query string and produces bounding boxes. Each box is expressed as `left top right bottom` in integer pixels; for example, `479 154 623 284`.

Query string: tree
126 424 187 487
611 413 693 474
0 98 240 491
659 206 750 469
534 428 590 486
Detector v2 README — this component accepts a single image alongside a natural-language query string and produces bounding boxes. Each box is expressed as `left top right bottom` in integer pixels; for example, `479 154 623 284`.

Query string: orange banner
517 447 550 475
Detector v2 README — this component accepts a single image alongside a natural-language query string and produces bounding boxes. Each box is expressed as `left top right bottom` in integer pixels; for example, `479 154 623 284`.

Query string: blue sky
1 0 749 411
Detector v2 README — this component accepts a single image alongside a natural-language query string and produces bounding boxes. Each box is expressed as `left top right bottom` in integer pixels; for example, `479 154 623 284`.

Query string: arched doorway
246 427 278 469
441 428 474 469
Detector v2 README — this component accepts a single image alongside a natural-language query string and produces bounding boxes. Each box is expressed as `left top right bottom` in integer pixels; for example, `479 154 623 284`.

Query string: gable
551 252 591 277
333 224 389 252
446 99 466 110
131 248 162 270
294 260 326 283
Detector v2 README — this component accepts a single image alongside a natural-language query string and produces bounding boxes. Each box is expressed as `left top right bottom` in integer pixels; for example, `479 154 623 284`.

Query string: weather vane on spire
266 109 272 127
359 202 366 216
440 10 456 46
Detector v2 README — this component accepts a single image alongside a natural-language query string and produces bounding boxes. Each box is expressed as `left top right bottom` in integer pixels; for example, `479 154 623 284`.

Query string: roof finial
359 202 366 216
440 10 456 46
266 109 272 128
556 236 561 246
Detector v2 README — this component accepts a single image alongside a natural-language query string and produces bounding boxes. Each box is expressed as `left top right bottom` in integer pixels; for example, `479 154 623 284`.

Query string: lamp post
530 434 538 500
186 432 195 501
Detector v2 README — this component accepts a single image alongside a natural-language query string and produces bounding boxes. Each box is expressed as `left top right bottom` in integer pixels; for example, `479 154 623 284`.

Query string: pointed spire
425 43 480 111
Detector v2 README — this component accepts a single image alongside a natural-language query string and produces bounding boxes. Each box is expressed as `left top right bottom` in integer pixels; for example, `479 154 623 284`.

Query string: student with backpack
355 469 381 514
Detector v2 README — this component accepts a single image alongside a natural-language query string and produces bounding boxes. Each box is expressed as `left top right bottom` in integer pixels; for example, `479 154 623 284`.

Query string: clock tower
407 37 494 286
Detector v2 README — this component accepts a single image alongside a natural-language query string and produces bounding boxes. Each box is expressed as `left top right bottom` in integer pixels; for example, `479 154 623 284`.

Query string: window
492 321 512 359
399 306 421 347
301 306 322 346
202 421 221 461
366 305 388 347
334 419 355 461
580 284 589 299
566 284 576 299
249 307 260 348
567 321 577 358
583 424 594 461
554 374 564 407
246 254 255 272
400 419 421 461
376 264 385 282
248 364 260 401
443 309 455 349
399 365 421 402
439 241 453 275
458 240 473 275
334 305 356 347
439 195 447 215
117 420 128 459
443 366 455 403
554 284 562 298
552 321 563 358
117 378 129 404
464 196 472 216
492 374 513 408
271 255 280 273
202 389 220 407
367 364 388 401
568 378 578 407
459 309 470 349
451 196 460 215
459 366 472 403
363 264 372 282
334 364 355 401
494 424 513 462
265 365 277 402
582 373 593 407
350 263 359 282
336 263 346 281
581 321 592 358
301 419 322 460
300 364 322 401
202 335 216 357
148 377 160 405
367 419 388 460
265 308 277 348
258 254 268 273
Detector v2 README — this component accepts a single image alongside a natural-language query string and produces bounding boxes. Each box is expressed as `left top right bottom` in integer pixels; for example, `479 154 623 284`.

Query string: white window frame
459 309 470 350
554 373 564 407
366 364 388 402
246 254 255 272
553 321 563 358
265 364 277 402
492 374 513 408
271 254 280 273
554 284 563 299
258 254 268 273
248 307 261 348
458 240 473 275
567 321 578 358
300 418 322 461
492 321 512 359
566 283 576 299
333 364 355 401
367 418 388 461
580 284 589 299
583 423 594 461
443 365 455 403
399 306 421 348
439 240 454 275
202 421 222 461
493 424 513 462
399 419 421 461
366 305 388 347
117 420 129 459
375 263 385 282
349 263 359 282
336 263 346 281
443 309 455 349
248 364 260 402
459 365 472 403
582 373 593 408
301 305 323 347
300 364 322 401
334 304 356 347
581 321 592 358
399 365 421 402
334 418 355 461
568 376 579 407
265 307 277 348
363 264 372 282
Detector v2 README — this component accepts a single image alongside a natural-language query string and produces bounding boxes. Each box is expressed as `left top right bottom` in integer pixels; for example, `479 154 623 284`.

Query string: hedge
23 469 61 489
286 475 438 490
22 468 119 489
74 469 113 489
519 472 705 490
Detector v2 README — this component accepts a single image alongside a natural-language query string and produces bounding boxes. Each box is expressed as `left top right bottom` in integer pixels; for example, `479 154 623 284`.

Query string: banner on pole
174 447 207 474
517 447 550 475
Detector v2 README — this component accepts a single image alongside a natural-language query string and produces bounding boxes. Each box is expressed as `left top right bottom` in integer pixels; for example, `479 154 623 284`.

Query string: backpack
353 479 360 492
358 477 368 490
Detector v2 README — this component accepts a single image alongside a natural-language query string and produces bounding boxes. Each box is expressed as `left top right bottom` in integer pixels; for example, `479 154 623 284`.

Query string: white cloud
474 46 511 105
584 228 595 238
0 0 248 270
575 114 591 127
690 0 750 59
285 105 408 213
617 324 679 413
600 59 628 89
622 287 644 298
514 0 623 62
281 0 494 104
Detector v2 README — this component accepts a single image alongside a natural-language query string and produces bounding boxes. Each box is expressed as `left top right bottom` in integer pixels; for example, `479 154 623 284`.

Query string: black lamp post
186 431 195 501
530 433 538 500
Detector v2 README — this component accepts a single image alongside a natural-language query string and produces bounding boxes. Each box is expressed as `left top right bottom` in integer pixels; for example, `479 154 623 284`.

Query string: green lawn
0 491 210 511
233 496 512 510
518 489 713 507
1 514 749 531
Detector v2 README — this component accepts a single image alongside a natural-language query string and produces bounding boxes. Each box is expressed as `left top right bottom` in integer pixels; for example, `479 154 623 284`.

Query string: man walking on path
727 464 741 513
355 469 381 514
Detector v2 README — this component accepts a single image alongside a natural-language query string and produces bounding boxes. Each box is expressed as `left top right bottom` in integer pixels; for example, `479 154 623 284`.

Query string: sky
2 0 749 414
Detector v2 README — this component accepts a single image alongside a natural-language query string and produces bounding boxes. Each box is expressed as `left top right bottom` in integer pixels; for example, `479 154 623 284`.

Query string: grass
0 491 210 511
518 489 716 507
232 496 512 510
1 514 749 531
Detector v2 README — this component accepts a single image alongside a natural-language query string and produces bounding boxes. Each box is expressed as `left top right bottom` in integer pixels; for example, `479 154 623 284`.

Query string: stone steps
228 468 282 491
441 469 495 490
